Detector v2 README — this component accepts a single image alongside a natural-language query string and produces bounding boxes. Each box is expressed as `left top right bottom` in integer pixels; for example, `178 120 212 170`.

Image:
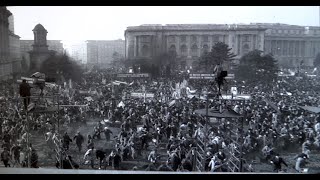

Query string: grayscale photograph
0 6 320 174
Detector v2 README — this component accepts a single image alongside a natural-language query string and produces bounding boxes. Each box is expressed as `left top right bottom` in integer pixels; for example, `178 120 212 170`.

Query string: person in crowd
148 150 157 164
30 145 39 168
10 143 22 167
113 151 122 170
73 131 85 152
262 144 274 161
19 79 31 110
1 147 11 167
62 132 73 151
92 126 101 140
270 153 288 172
103 127 113 142
294 151 309 173
96 149 107 170
84 146 95 169
44 130 55 157
87 134 94 150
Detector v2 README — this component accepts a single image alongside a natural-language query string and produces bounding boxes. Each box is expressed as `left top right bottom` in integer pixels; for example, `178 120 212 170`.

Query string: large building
20 35 64 72
9 30 22 78
86 39 125 66
0 7 21 81
0 7 12 80
125 24 266 69
260 23 320 67
125 24 320 68
20 40 64 55
69 42 87 64
28 24 57 72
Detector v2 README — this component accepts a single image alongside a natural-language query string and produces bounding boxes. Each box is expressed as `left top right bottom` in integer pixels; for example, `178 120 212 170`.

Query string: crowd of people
0 68 320 173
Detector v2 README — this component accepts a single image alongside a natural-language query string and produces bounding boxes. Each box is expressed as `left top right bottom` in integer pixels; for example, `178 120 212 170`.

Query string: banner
189 74 214 79
117 73 150 78
130 92 154 98
69 79 72 89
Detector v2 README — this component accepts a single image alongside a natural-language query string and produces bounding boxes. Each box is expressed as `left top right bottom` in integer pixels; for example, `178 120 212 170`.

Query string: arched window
141 45 149 57
242 44 250 55
180 44 187 57
169 45 177 56
191 35 197 42
169 45 176 52
191 44 198 57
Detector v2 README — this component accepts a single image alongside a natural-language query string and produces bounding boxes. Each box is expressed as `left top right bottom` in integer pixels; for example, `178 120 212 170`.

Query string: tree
110 51 125 72
235 50 278 87
198 42 236 72
40 54 83 83
314 53 320 67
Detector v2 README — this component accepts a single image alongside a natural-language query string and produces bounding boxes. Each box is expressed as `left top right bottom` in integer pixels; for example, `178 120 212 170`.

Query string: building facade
0 7 22 81
125 24 266 68
9 31 21 78
27 24 56 72
0 7 12 80
125 24 320 68
260 23 320 67
86 39 125 66
69 42 87 64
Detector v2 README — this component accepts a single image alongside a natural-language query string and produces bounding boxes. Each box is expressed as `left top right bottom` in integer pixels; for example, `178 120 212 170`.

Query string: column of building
187 35 191 58
133 36 137 57
176 35 180 57
198 34 201 57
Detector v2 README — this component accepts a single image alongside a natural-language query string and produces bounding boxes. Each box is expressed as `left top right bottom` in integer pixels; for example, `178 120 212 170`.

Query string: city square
1 6 320 174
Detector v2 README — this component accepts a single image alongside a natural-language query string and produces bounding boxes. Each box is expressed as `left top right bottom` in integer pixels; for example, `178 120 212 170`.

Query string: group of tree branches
196 42 279 87
24 53 84 83
235 50 279 86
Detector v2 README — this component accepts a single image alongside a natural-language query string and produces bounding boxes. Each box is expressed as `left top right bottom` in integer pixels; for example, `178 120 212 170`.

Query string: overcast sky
7 6 320 45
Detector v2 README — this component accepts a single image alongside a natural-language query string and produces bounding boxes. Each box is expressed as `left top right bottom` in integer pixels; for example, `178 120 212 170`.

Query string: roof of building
126 24 268 32
33 23 47 32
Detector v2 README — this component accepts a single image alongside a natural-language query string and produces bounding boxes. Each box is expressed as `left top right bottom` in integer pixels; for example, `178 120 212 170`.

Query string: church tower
32 24 49 52
28 23 56 72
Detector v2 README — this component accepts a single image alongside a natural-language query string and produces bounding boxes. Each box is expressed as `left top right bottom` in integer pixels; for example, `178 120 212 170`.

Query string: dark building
0 7 21 81
28 24 56 72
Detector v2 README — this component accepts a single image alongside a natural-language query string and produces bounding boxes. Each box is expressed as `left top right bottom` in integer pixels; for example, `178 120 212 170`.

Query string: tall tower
32 24 49 52
28 23 56 72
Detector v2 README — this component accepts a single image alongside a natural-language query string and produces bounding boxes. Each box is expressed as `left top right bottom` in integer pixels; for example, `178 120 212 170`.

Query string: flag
69 79 72 89
102 79 106 85
118 101 125 108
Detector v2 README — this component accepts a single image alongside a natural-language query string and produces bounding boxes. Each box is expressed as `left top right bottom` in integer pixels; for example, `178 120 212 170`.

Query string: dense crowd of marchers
0 67 320 173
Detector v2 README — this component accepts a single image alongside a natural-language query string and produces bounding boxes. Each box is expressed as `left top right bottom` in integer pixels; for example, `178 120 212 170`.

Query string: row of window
268 41 305 56
168 35 252 43
168 35 221 43
269 40 320 57
268 29 320 35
